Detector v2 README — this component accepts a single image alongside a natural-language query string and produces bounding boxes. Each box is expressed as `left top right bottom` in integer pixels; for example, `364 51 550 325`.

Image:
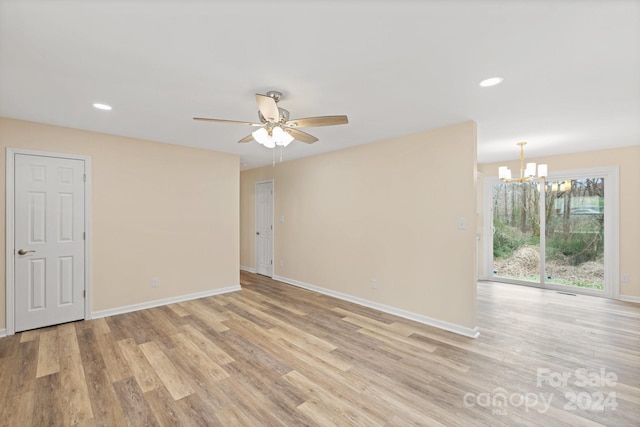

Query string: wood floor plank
1 391 34 427
58 322 81 357
59 350 94 425
241 287 309 316
269 336 371 394
166 302 191 317
164 347 234 412
269 327 352 371
284 369 387 425
170 332 230 382
19 329 40 343
112 376 159 426
296 398 352 427
7 340 38 395
117 338 161 393
124 311 162 345
76 328 128 427
138 309 181 350
0 337 21 415
174 393 224 427
363 385 449 427
179 324 235 365
0 334 20 359
212 375 299 427
142 385 184 426
94 331 132 383
139 341 194 400
214 403 258 427
32 373 63 427
36 328 60 378
88 318 111 335
0 272 638 426
231 297 338 352
178 300 229 332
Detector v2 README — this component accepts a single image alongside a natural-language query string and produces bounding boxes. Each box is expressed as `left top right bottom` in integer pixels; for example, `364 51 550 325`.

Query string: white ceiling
1 0 639 170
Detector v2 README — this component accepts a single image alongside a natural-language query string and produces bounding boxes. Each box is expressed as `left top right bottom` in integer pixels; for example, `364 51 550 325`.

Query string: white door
14 154 86 332
255 181 273 277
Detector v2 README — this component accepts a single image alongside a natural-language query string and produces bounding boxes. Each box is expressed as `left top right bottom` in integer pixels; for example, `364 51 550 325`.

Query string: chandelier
498 142 548 183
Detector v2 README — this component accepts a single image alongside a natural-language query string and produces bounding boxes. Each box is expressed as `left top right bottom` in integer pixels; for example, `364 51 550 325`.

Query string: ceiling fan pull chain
272 146 275 167
280 145 283 163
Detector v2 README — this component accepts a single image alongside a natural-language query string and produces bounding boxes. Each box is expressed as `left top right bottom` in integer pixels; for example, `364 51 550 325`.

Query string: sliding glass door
544 178 604 290
492 181 541 283
485 168 617 296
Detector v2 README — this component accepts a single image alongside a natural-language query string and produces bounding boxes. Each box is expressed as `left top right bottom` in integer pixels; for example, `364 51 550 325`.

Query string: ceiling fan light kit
251 126 294 148
194 90 348 149
498 142 548 183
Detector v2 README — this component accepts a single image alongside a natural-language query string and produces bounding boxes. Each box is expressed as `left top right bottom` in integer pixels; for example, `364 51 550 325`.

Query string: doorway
6 148 92 334
483 167 619 298
255 180 273 277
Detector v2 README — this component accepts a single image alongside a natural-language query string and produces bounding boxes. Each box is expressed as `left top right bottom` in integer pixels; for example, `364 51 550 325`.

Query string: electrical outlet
151 278 159 288
621 274 630 283
371 279 377 289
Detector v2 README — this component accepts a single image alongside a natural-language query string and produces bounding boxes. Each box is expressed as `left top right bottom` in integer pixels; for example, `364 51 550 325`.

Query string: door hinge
271 260 273 265
271 225 273 230
83 231 86 240
83 174 86 182
83 290 86 298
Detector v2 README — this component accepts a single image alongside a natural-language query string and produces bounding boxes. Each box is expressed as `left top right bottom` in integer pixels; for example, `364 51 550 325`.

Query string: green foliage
548 278 604 290
493 221 538 259
546 233 603 265
569 281 604 290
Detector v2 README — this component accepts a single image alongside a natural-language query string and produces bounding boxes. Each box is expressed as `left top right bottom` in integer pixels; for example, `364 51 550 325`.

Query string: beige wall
0 117 240 329
241 122 478 330
478 145 640 298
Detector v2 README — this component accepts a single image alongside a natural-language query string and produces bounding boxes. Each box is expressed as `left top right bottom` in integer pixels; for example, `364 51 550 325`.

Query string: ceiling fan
194 91 348 148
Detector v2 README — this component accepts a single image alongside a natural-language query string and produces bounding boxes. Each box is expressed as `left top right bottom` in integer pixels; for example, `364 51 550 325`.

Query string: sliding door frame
482 166 619 299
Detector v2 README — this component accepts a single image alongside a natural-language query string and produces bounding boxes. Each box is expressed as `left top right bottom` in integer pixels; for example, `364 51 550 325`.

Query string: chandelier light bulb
537 164 548 178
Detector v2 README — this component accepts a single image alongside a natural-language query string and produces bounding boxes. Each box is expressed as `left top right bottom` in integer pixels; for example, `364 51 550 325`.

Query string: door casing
5 148 93 335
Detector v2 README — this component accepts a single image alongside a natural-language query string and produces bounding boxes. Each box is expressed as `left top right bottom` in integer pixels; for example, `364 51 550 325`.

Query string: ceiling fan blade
287 128 319 144
238 134 254 143
285 115 349 128
255 94 280 122
194 117 262 126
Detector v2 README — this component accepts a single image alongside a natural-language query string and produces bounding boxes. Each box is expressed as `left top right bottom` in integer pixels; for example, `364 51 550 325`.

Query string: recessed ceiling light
479 77 504 87
92 103 112 110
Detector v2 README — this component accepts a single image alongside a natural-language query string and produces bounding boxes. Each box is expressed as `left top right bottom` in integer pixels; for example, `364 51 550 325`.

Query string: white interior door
14 154 86 332
255 181 273 277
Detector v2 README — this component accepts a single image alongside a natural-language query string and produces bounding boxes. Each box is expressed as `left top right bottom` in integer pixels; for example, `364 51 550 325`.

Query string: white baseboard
91 285 242 319
240 265 256 273
273 275 479 339
0 328 6 338
619 295 640 303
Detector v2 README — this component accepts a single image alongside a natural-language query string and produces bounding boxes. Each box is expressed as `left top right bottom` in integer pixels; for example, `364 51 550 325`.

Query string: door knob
17 249 36 255
256 232 260 235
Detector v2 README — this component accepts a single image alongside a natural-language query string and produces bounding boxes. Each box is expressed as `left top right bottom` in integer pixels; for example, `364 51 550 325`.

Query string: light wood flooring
0 271 638 426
